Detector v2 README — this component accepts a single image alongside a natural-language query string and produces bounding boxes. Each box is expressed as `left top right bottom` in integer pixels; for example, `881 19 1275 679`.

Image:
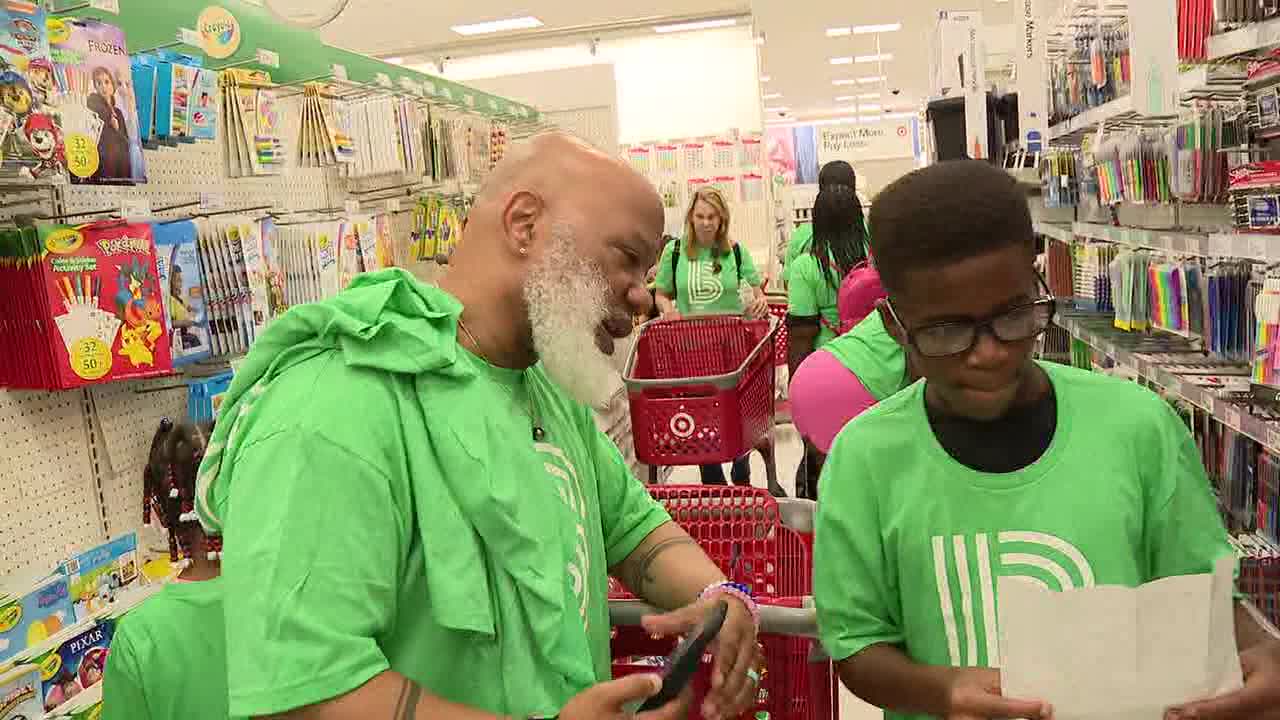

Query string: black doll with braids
142 418 220 573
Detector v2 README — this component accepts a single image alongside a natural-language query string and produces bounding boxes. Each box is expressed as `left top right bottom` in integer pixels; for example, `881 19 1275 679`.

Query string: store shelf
1034 221 1075 244
1208 17 1280 60
1072 222 1211 256
1206 232 1280 261
1048 68 1216 141
1056 315 1280 454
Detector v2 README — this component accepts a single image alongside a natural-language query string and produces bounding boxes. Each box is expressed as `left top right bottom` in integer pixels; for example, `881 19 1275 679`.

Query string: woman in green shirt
104 419 235 720
653 187 781 495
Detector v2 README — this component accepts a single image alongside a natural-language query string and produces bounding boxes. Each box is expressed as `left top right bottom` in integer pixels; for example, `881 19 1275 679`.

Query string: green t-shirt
822 312 908 400
786 251 841 348
783 224 813 286
104 578 240 720
813 362 1234 720
654 238 761 315
200 270 670 718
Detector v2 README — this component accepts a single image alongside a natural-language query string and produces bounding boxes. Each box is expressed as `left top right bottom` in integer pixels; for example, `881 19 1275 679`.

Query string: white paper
998 556 1242 720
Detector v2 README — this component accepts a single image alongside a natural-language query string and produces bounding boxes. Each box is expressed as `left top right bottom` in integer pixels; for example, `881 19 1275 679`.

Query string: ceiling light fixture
852 23 902 34
858 75 886 84
764 106 790 113
654 18 737 33
855 53 893 63
385 57 405 65
450 15 544 35
858 92 881 99
858 104 882 111
829 56 854 65
763 92 783 99
826 27 851 37
834 95 856 102
761 75 771 82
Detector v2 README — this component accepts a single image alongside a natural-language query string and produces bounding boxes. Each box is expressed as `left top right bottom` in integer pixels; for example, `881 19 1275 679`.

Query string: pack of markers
0 221 173 390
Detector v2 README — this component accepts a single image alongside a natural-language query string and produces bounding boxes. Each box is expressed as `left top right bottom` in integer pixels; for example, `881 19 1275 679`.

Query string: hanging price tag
332 64 349 81
256 49 280 69
344 200 361 215
177 27 201 47
1250 235 1270 261
422 80 436 95
88 0 120 13
375 73 393 89
121 197 151 218
463 94 476 108
386 198 401 213
199 193 226 211
1223 405 1242 432
441 86 453 100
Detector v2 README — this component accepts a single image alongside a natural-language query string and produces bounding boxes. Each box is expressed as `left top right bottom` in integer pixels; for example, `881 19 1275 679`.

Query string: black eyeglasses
885 276 1057 359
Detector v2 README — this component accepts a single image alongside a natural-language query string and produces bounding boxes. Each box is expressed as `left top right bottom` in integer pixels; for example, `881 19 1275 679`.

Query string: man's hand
746 295 769 320
641 596 760 720
946 668 1053 720
1166 641 1280 720
558 673 688 720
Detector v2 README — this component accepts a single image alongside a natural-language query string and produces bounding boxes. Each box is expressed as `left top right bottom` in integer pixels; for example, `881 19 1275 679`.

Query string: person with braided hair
103 418 236 720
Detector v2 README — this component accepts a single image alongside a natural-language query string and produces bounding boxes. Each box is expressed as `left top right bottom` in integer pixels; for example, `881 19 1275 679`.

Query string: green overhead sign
59 0 539 120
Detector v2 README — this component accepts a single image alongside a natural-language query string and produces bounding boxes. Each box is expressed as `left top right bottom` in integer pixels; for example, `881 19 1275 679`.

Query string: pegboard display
543 106 619 157
0 388 102 579
57 95 341 219
87 378 189 542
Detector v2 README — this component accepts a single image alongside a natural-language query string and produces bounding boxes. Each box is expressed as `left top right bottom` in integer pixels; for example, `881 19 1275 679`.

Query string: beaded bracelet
700 580 760 629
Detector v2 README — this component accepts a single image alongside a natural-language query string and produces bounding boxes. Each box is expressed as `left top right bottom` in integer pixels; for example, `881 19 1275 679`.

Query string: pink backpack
821 261 886 335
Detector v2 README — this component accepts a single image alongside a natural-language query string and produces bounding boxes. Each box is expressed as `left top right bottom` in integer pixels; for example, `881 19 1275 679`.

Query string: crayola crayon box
0 575 74 665
0 664 41 720
36 223 173 389
31 619 114 712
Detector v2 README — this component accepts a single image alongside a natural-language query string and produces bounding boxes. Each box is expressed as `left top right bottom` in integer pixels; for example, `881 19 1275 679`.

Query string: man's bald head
442 131 665 370
472 131 663 239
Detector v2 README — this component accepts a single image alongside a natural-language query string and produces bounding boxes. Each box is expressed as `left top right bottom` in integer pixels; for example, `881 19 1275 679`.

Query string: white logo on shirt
931 531 1095 667
537 442 591 629
689 257 724 307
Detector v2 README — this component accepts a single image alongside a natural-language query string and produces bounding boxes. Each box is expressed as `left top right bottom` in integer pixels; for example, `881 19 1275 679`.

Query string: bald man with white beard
196 133 763 720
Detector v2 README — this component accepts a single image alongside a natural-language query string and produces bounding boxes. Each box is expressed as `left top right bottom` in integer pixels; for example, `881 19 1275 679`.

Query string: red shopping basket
768 296 789 368
625 315 778 467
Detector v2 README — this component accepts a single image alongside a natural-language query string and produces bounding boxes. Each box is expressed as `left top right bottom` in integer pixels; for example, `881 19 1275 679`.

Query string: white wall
464 65 620 155
432 25 763 145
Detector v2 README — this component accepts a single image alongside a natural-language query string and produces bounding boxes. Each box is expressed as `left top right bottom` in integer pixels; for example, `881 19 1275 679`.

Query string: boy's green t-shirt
786 251 841 349
654 237 761 315
822 312 908 400
104 578 242 720
814 361 1234 720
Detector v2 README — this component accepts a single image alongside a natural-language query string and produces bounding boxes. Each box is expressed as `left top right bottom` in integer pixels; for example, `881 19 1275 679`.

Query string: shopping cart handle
609 598 819 639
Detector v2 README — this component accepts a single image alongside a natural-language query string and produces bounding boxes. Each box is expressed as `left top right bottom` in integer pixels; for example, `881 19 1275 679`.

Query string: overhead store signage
197 5 241 59
817 119 921 163
1014 0 1048 154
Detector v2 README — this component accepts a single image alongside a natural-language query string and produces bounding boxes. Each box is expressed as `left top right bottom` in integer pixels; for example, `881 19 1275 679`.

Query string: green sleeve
785 225 811 268
737 244 762 287
222 430 402 716
814 426 904 661
103 627 151 720
591 420 672 567
1143 401 1235 582
654 240 677 295
786 255 821 317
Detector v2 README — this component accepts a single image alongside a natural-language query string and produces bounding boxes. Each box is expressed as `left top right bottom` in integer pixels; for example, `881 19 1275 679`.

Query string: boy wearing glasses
813 160 1280 720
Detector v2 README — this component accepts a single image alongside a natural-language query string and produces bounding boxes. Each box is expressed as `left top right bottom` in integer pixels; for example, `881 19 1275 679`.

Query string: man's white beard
523 224 624 408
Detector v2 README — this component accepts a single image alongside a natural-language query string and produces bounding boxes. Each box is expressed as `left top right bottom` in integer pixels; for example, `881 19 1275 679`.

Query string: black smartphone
637 600 730 712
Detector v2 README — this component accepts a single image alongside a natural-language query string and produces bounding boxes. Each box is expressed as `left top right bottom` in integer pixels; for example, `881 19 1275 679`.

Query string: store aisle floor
667 424 884 720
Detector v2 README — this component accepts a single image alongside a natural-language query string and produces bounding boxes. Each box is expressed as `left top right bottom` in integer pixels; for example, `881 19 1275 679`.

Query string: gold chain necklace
456 317 547 442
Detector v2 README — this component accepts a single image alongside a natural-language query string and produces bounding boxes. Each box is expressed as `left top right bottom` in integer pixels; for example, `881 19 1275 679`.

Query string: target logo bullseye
669 412 696 439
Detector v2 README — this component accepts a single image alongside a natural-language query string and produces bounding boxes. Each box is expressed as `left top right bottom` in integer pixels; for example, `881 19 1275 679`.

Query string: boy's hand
946 668 1053 720
1166 642 1280 720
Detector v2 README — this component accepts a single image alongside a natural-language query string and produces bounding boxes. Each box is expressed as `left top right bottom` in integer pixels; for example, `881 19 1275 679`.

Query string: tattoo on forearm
393 679 422 720
629 537 698 596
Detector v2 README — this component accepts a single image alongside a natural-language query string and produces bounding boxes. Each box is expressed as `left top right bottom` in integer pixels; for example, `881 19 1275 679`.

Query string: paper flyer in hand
998 555 1242 719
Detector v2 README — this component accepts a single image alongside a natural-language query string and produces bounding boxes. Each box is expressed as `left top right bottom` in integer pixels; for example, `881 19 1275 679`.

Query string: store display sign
817 119 920 164
1128 0 1179 116
1014 0 1049 154
196 5 240 59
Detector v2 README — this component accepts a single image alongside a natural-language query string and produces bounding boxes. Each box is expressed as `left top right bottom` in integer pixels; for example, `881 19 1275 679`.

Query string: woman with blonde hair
654 187 782 495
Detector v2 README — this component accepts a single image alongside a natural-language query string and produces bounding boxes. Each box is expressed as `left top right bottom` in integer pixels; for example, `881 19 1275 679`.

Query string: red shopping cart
625 315 780 484
609 486 837 720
